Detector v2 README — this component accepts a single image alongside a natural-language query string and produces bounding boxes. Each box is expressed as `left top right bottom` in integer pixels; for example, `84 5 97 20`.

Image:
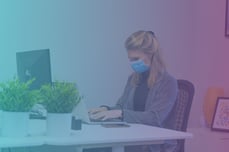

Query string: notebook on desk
72 101 128 125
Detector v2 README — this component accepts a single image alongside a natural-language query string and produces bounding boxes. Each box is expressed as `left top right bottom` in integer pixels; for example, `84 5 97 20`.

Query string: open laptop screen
16 49 52 90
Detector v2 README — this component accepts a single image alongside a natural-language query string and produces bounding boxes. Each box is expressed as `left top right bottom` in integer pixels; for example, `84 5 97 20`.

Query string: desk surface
0 124 192 148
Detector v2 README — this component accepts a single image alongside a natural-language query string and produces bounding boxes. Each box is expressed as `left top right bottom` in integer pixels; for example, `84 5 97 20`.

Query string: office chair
141 79 195 152
170 79 195 152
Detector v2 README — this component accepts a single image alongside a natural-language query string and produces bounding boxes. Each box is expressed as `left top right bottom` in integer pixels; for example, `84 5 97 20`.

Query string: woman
89 31 178 152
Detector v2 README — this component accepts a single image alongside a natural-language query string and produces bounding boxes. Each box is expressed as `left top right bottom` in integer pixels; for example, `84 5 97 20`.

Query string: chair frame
177 79 195 132
174 79 195 152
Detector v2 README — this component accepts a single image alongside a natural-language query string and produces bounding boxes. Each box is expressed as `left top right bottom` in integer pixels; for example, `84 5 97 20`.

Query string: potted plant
40 81 81 136
0 78 40 137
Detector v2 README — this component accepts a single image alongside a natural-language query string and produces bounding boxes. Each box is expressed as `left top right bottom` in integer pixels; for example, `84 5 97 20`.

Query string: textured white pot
1 111 29 137
0 110 2 131
46 113 72 137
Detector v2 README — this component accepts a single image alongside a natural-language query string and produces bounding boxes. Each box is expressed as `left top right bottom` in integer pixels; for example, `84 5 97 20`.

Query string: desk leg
112 146 124 152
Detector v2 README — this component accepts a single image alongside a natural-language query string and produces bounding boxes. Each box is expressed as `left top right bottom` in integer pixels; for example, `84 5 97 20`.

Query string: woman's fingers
88 107 108 114
88 109 99 114
89 110 122 121
90 111 106 120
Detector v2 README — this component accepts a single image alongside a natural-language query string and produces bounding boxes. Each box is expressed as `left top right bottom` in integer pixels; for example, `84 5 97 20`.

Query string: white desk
0 124 192 152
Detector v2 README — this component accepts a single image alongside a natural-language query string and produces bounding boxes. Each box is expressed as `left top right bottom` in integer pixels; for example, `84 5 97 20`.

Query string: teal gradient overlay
3 0 229 151
0 0 194 106
0 0 193 150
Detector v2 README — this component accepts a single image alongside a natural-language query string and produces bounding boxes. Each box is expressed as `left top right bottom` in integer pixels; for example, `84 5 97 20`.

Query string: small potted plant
40 81 81 136
0 78 40 137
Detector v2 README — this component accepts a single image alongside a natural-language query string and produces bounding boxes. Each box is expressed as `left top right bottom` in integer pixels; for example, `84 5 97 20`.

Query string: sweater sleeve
123 76 178 126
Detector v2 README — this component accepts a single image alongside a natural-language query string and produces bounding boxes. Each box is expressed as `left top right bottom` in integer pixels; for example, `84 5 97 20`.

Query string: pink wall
188 0 229 127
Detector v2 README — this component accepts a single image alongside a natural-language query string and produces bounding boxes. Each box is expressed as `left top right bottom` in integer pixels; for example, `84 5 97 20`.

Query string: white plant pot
1 111 29 137
29 118 46 136
0 110 2 131
46 113 72 137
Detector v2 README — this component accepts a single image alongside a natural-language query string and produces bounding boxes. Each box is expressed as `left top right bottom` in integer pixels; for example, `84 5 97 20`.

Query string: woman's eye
130 58 139 61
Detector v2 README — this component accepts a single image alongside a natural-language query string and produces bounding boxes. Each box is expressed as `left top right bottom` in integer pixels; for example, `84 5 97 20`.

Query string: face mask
130 59 150 73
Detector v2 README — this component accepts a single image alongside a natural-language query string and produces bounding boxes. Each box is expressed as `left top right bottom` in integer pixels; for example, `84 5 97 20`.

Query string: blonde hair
125 31 166 88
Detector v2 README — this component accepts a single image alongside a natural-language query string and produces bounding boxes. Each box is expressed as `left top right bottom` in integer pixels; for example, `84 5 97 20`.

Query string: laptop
72 100 128 125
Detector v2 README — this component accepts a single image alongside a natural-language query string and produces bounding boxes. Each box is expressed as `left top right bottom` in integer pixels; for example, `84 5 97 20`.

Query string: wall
0 0 196 125
189 0 229 128
2 1 229 152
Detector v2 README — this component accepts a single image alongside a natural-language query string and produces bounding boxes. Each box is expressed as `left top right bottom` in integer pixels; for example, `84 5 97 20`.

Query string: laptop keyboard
90 118 122 122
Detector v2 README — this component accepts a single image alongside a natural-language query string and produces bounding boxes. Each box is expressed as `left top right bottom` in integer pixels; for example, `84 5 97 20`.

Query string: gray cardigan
113 71 178 128
112 71 178 152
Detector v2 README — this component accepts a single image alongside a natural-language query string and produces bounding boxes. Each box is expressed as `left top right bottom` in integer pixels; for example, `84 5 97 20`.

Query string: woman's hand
89 110 122 121
88 107 108 115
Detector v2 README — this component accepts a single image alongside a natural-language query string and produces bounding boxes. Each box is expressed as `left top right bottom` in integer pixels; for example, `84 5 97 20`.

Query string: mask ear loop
143 49 154 67
150 53 154 64
143 51 154 68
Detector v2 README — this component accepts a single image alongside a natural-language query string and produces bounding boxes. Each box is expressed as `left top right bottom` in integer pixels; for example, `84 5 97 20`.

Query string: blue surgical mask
130 59 150 73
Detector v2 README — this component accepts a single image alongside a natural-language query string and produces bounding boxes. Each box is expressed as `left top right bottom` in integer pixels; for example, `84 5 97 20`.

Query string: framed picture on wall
225 0 229 37
211 97 229 131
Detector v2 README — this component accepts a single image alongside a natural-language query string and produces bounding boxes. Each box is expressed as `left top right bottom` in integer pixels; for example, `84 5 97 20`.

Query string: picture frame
211 97 229 131
225 0 229 37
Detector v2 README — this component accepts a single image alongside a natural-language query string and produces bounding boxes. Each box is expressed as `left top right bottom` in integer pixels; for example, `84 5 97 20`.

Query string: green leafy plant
0 78 40 112
40 81 81 113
